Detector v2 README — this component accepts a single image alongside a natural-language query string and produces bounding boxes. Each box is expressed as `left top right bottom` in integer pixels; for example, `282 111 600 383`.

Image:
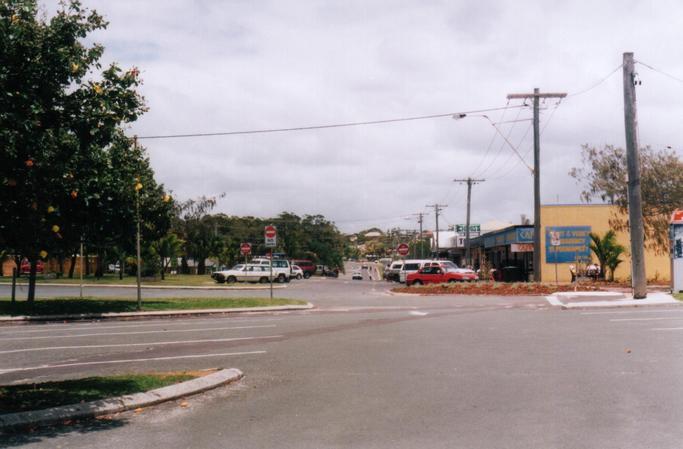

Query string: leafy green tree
589 231 626 281
571 145 683 253
0 0 160 301
173 196 225 275
151 233 184 280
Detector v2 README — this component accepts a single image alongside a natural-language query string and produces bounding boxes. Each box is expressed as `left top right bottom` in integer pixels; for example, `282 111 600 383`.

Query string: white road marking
410 311 428 316
610 317 683 322
651 327 683 331
0 324 276 341
0 335 282 354
0 350 267 375
0 317 282 336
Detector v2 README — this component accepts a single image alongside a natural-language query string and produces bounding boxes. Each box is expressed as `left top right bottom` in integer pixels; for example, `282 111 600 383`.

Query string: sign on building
545 226 591 263
455 224 481 235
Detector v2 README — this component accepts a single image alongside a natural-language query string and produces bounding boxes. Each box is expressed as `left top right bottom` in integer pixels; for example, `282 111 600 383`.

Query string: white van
251 258 291 282
399 259 433 283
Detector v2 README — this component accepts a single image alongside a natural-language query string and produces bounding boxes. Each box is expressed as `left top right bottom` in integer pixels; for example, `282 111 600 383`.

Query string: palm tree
589 231 626 281
152 234 184 280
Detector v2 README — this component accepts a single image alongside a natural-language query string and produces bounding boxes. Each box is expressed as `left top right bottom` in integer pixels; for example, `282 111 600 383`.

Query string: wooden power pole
507 89 566 282
426 204 447 258
622 52 647 299
411 212 425 259
454 178 485 267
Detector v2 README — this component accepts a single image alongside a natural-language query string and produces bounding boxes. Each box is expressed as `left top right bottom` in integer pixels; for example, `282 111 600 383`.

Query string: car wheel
296 274 302 280
216 276 225 284
259 277 269 284
226 276 237 284
412 280 422 286
278 273 286 283
303 272 311 279
448 279 457 284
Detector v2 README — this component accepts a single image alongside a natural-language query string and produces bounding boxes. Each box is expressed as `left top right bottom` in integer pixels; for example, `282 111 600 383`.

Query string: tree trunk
14 255 22 278
95 251 104 279
160 256 166 280
197 258 206 275
85 249 90 276
68 252 77 278
58 257 64 277
27 258 38 303
181 256 189 274
119 257 124 280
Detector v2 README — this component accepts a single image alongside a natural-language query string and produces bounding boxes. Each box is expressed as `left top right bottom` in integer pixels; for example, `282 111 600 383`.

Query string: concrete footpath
546 291 679 309
0 368 243 431
0 302 314 323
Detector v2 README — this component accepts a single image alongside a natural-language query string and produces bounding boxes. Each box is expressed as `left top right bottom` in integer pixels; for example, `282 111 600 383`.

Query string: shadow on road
1 416 127 446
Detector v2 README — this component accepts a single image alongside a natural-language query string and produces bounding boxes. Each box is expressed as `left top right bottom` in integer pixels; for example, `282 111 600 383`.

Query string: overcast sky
47 0 683 233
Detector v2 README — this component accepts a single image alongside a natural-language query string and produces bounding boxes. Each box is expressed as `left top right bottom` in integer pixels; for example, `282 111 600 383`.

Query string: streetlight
134 178 143 310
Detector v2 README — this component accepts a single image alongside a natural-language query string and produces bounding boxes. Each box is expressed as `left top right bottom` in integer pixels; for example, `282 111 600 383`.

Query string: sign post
240 242 251 265
397 243 410 281
550 231 561 285
264 226 277 300
671 210 683 293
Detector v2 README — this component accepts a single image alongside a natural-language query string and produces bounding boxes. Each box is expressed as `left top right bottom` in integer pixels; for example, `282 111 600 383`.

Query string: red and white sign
264 225 277 248
672 209 683 224
397 243 410 256
511 243 534 253
240 242 252 256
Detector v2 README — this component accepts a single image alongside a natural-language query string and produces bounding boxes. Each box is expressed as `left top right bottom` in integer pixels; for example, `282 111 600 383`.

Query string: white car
351 270 363 280
291 265 304 280
250 258 292 283
212 264 273 284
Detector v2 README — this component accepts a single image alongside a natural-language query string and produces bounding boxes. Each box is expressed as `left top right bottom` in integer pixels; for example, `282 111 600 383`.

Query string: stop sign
240 242 251 255
264 225 276 239
397 243 410 256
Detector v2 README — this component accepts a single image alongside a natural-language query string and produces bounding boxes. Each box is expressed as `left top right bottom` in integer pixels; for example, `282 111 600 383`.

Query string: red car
291 259 316 278
406 266 478 286
20 259 45 275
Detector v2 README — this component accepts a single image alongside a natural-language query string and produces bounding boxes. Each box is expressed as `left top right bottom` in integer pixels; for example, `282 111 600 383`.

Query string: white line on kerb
0 335 282 354
610 317 683 322
0 350 267 375
0 324 276 341
581 309 683 316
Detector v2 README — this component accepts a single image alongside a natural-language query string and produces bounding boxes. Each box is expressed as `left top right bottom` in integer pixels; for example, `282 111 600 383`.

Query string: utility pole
622 52 647 299
425 204 447 258
410 213 425 258
507 89 566 282
454 178 485 267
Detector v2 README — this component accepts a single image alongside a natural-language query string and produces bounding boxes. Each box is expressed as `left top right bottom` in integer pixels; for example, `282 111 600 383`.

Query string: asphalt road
2 278 683 448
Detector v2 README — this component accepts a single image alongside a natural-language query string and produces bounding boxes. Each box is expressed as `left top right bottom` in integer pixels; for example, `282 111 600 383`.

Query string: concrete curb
546 291 679 309
1 282 288 290
0 302 315 323
0 368 243 431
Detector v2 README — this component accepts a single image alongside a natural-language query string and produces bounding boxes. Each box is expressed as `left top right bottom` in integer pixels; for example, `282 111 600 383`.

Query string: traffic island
392 282 604 296
0 369 243 431
0 297 313 322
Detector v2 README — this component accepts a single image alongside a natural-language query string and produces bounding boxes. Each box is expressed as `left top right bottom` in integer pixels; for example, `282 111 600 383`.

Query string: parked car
322 266 339 277
316 264 324 275
291 259 316 278
406 266 479 286
398 259 433 283
20 259 44 275
291 265 304 280
251 257 292 282
352 270 363 280
212 264 273 284
384 261 403 282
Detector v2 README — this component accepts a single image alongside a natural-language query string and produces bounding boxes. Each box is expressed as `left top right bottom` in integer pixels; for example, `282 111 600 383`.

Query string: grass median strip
0 274 217 287
0 371 202 414
0 297 307 316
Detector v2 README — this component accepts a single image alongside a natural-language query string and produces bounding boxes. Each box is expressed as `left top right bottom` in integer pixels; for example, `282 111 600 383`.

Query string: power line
566 64 623 98
466 101 512 178
135 105 525 140
636 60 683 85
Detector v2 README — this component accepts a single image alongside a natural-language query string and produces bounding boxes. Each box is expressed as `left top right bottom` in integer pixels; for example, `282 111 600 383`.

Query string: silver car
213 264 273 284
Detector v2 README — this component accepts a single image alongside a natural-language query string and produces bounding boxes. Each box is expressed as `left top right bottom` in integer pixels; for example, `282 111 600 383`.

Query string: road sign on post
240 242 252 256
264 225 277 248
550 231 560 285
397 243 410 257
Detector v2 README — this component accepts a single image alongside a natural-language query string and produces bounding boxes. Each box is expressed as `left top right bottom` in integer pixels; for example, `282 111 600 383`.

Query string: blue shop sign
545 226 591 263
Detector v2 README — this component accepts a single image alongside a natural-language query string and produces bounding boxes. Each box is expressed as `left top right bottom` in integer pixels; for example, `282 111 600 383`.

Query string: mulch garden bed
392 282 604 296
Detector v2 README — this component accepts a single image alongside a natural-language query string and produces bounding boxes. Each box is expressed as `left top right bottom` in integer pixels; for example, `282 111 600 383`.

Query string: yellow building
540 204 670 283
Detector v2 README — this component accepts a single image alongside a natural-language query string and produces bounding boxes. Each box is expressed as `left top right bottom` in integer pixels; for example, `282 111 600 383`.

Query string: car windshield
231 264 245 270
403 263 420 270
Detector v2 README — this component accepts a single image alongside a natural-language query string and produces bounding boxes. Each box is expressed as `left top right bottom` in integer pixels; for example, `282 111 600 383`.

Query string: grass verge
392 282 604 296
0 372 201 414
0 296 307 316
675 293 683 301
0 274 216 287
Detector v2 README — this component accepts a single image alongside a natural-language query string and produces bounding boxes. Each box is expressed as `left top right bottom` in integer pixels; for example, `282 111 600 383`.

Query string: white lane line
0 335 283 354
0 324 276 341
0 351 267 375
0 317 282 335
651 327 683 331
409 311 428 316
610 317 683 322
581 309 683 316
